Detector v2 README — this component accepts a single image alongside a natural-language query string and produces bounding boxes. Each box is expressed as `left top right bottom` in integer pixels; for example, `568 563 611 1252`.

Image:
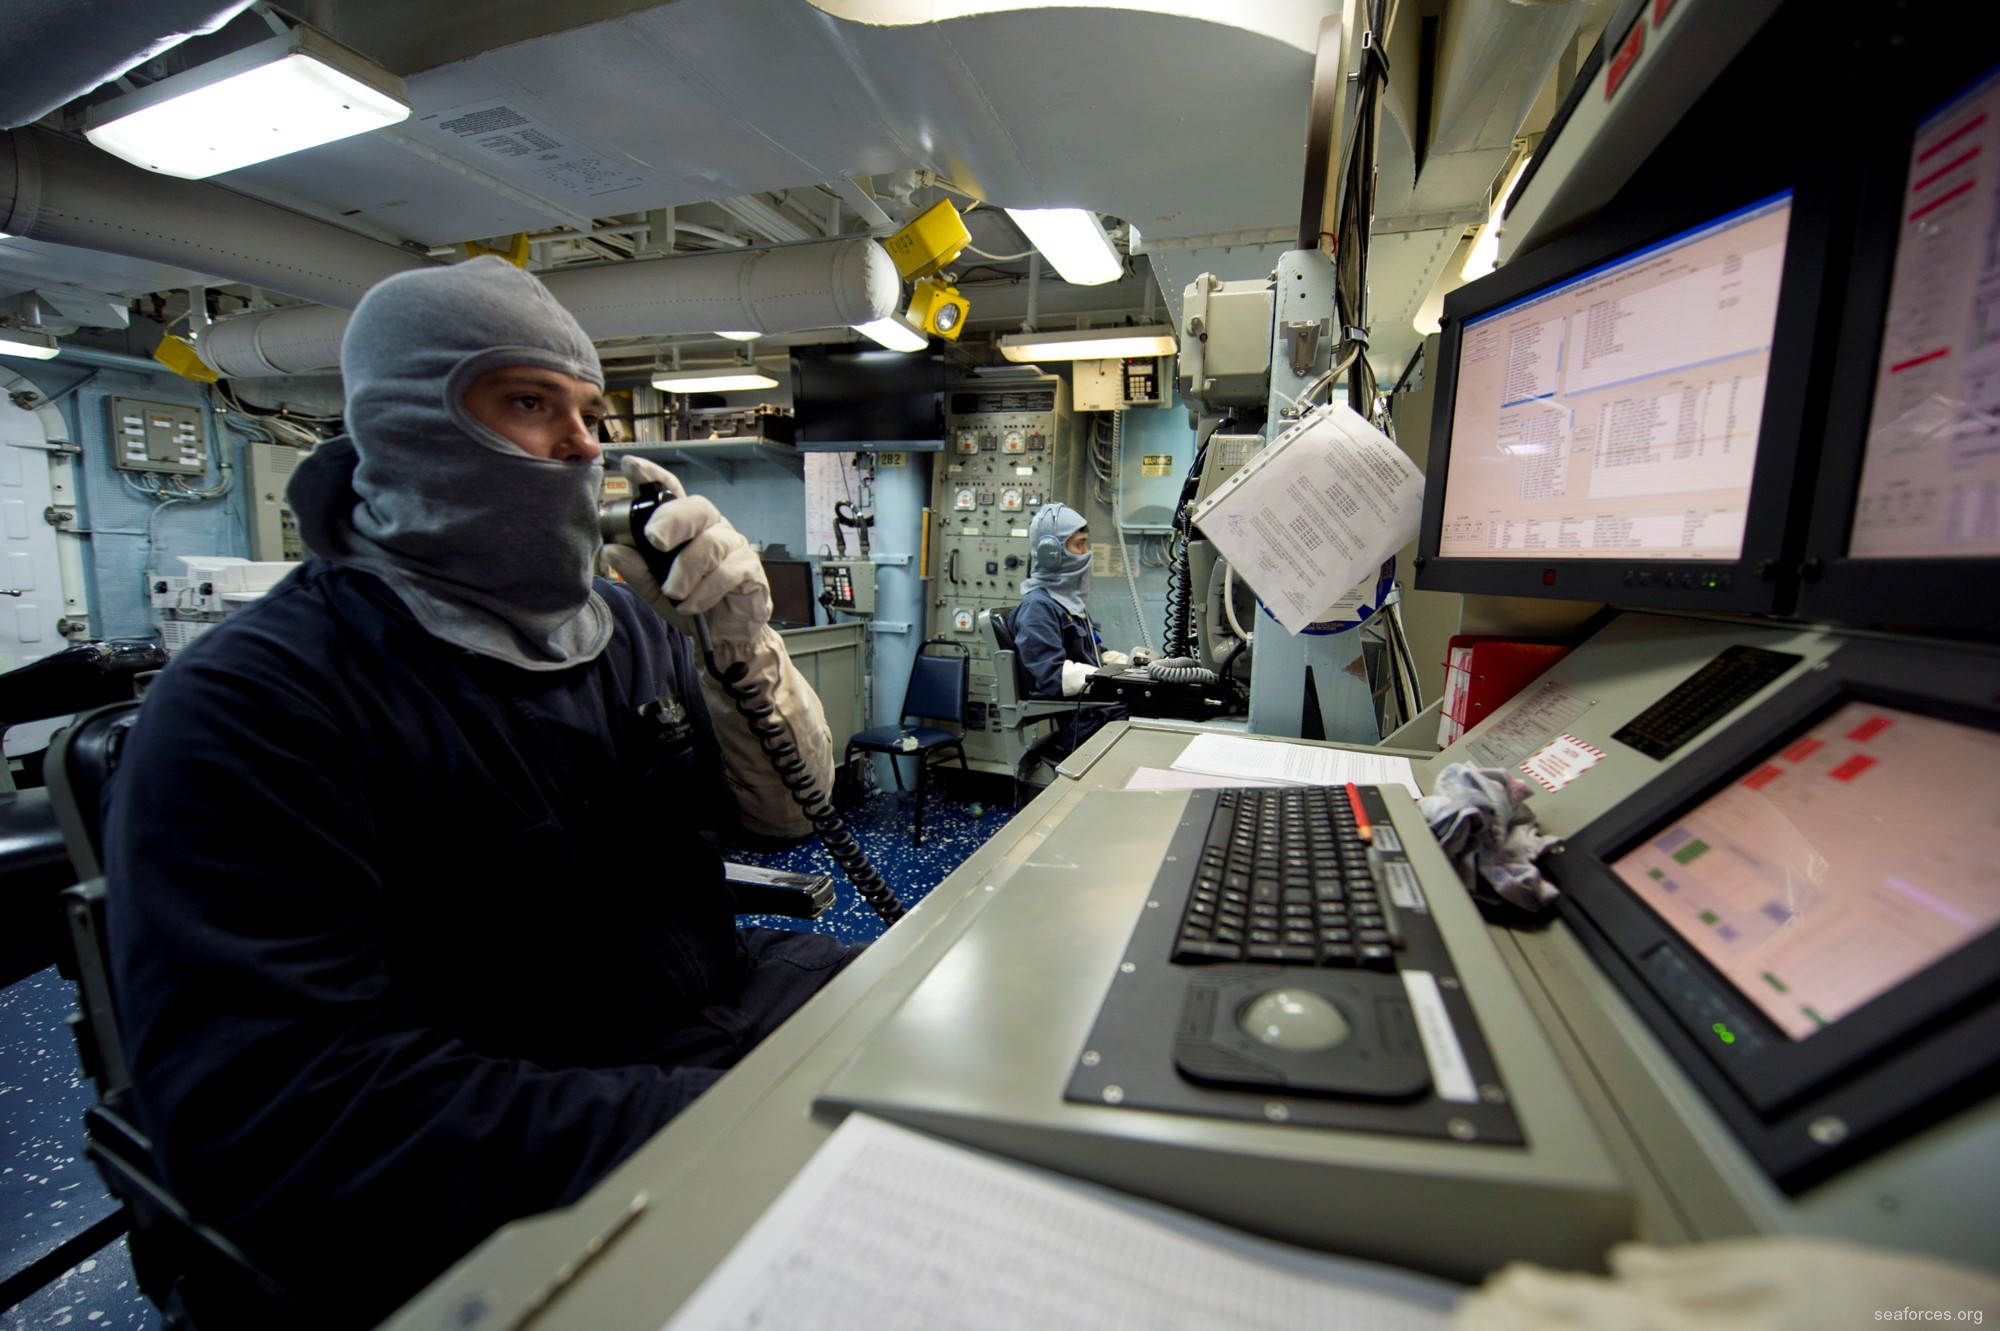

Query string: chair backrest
902 639 970 727
46 701 142 883
45 700 299 1317
978 607 1030 708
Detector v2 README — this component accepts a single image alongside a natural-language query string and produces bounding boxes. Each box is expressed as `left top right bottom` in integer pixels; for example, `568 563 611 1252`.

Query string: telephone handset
602 481 904 925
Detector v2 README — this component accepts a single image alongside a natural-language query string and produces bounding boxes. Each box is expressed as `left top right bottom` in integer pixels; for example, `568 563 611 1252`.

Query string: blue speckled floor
0 971 153 1329
720 770 1021 941
0 770 1014 1327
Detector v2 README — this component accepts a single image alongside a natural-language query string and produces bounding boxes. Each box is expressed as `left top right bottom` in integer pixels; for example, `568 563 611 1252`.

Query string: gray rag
288 255 612 670
1417 763 1561 914
1020 501 1091 614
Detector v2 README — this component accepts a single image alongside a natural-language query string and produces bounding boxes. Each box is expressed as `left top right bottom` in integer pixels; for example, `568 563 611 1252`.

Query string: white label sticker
1402 970 1478 1104
418 99 651 199
1520 732 1606 792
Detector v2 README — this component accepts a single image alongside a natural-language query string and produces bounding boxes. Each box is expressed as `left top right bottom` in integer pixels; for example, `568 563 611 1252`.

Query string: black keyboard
1171 787 1396 970
1612 644 1802 759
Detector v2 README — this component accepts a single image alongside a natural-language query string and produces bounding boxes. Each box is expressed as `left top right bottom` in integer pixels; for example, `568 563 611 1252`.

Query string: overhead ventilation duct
197 304 354 379
1375 0 1583 223
0 0 259 129
201 238 903 377
1 126 437 309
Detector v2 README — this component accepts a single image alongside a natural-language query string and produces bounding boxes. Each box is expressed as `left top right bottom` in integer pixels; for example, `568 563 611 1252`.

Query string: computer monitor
1415 184 1839 614
790 347 946 453
762 558 817 630
1544 636 2000 1191
1798 59 2000 633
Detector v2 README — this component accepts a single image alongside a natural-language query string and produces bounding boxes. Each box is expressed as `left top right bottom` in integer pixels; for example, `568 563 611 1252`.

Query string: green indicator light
1700 910 1719 926
1672 838 1711 866
1711 1022 1736 1045
1648 868 1666 881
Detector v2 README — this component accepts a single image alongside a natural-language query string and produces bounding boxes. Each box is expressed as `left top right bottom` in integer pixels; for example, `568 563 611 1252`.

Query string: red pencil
1345 781 1373 843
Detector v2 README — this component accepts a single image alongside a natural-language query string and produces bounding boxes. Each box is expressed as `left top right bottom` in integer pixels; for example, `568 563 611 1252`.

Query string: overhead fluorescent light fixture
1003 207 1124 286
715 331 761 341
83 26 410 180
853 316 929 352
651 368 780 394
997 326 1176 363
0 328 59 360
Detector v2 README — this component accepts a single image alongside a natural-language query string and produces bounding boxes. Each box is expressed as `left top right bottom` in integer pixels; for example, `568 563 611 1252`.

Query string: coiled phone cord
691 616 905 927
610 480 905 928
1161 524 1192 659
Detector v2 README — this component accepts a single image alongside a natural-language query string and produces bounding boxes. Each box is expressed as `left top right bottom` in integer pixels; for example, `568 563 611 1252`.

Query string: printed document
663 1113 1457 1331
1191 404 1424 634
1170 733 1423 796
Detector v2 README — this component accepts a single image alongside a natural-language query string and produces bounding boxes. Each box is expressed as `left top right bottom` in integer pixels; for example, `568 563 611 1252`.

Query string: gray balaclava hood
1021 501 1091 615
287 255 612 670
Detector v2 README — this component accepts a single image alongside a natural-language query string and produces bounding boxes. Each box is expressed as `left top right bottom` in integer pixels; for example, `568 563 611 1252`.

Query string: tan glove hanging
602 457 834 839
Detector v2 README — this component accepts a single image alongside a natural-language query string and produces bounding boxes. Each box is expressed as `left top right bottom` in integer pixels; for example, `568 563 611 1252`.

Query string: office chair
844 638 971 846
42 698 836 1327
43 701 298 1328
978 608 1122 803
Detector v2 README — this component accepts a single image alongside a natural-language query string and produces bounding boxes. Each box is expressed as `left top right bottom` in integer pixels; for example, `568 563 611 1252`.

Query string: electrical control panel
110 397 206 475
243 441 306 561
820 559 876 614
930 376 1081 774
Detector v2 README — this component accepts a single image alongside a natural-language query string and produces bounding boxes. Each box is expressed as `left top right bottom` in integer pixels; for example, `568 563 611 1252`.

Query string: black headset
1032 505 1078 576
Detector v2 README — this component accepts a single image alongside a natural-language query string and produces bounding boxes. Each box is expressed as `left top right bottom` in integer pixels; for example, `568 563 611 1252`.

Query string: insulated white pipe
2 126 900 378
200 237 902 376
1 127 437 310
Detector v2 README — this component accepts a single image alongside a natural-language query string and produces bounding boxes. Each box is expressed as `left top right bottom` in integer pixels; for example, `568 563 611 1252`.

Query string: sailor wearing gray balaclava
99 256 860 1325
1021 501 1092 615
1012 502 1106 699
288 254 611 670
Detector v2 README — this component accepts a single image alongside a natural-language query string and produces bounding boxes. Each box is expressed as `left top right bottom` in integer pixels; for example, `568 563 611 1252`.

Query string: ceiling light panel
0 328 60 360
853 317 929 352
996 326 1177 362
651 369 780 393
84 27 410 180
1004 208 1124 286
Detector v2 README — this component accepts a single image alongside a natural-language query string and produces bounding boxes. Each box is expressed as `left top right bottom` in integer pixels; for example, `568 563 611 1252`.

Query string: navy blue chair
844 639 970 846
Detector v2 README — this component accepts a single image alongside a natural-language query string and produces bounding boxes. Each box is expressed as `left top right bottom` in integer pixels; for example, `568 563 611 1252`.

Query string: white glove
1060 660 1093 696
1453 1237 2000 1331
1101 649 1130 667
601 457 831 840
599 456 771 648
1130 646 1157 668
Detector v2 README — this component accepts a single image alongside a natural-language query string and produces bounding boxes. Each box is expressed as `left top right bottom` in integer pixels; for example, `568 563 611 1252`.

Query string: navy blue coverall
102 560 852 1326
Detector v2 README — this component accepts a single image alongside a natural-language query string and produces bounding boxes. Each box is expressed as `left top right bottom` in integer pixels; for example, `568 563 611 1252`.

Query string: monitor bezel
1415 180 1840 615
1796 61 2000 634
1545 637 2000 1190
760 557 819 627
789 346 947 454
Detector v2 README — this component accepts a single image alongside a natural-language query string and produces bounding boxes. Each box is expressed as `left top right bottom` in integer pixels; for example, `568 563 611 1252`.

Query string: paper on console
1191 404 1424 635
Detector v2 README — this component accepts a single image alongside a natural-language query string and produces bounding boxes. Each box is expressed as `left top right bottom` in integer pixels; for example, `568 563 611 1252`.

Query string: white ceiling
2 0 1599 381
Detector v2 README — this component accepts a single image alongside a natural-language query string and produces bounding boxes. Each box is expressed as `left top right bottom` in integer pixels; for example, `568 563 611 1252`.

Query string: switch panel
819 560 876 614
111 397 206 475
930 376 1081 774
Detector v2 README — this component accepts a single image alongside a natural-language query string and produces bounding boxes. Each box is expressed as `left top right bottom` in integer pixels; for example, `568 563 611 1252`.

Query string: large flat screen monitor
791 347 946 453
1416 187 1836 614
1544 637 2000 1190
1799 60 2000 632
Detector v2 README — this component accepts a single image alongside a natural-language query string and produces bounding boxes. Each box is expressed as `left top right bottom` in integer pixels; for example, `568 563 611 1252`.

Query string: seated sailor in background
102 256 857 1328
1011 502 1136 757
